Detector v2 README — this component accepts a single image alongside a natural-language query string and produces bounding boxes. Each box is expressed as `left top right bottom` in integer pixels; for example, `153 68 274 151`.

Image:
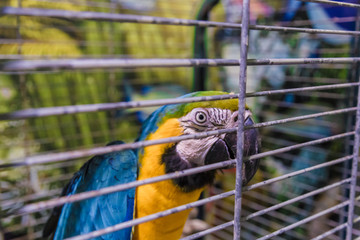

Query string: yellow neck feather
133 118 204 240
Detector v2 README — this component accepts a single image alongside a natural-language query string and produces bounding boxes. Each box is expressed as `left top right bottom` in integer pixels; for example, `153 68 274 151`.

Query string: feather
43 141 137 240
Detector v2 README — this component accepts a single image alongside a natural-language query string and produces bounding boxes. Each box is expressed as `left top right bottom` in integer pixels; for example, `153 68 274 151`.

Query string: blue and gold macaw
43 91 260 240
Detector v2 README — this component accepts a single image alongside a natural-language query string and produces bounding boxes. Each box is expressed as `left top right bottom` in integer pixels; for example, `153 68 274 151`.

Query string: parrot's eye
195 111 207 124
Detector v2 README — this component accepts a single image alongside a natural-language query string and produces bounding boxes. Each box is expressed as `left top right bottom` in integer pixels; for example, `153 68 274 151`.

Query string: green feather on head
137 91 247 142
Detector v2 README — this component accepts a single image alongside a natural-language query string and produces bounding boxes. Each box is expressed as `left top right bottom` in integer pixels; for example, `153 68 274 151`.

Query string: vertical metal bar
341 8 360 239
346 122 360 240
346 10 360 237
233 0 250 239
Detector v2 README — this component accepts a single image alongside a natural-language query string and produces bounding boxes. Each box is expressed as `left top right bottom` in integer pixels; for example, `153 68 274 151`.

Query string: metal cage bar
234 0 250 238
346 45 360 240
6 154 352 222
2 6 360 36
311 223 347 240
297 0 360 8
4 57 360 71
182 179 352 240
0 108 356 169
1 0 360 239
258 201 351 240
0 82 357 120
181 221 234 240
243 178 352 221
63 191 236 240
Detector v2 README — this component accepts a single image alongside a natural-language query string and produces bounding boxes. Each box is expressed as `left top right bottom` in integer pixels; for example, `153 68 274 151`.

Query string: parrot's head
137 91 260 192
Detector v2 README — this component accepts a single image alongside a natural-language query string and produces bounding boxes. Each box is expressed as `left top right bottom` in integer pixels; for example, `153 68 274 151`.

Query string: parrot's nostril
244 116 254 126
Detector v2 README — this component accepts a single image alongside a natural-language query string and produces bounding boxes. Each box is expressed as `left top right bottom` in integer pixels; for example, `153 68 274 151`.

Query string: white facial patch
176 107 246 166
176 136 218 166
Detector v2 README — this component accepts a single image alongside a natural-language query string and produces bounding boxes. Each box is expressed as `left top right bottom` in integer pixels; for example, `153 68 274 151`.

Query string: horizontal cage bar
181 221 234 240
14 156 352 239
243 155 353 192
7 154 352 219
243 178 351 221
0 94 239 120
7 159 236 217
250 107 357 130
63 190 235 240
183 179 351 239
257 201 350 240
3 57 360 71
0 109 355 168
2 7 360 36
0 128 237 168
0 83 358 120
298 0 360 8
311 223 347 240
246 132 354 163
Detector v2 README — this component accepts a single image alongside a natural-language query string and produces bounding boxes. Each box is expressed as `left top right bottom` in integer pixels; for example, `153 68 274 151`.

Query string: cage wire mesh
0 0 360 239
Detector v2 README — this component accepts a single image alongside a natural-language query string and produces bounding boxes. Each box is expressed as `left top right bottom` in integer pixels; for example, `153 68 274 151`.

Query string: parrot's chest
134 180 202 240
133 119 203 240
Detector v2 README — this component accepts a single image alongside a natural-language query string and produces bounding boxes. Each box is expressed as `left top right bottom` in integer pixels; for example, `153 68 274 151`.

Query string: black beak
204 116 260 186
242 117 260 185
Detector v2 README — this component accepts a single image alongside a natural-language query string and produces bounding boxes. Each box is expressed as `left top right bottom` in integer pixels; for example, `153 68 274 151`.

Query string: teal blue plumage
43 141 137 239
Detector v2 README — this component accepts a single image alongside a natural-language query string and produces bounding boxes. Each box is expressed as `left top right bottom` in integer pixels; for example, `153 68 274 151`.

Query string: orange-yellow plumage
133 118 203 240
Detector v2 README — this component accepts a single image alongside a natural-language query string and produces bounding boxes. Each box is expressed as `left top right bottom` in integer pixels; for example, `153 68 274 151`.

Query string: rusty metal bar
2 7 360 36
0 83 357 120
4 57 360 71
257 201 350 240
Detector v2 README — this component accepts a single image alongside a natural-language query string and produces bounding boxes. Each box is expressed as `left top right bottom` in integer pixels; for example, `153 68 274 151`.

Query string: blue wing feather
47 141 137 240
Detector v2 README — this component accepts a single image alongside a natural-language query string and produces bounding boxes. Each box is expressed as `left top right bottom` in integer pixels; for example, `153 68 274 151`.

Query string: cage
0 0 360 239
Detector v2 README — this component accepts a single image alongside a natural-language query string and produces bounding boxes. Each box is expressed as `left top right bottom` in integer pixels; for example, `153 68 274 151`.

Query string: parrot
42 91 260 240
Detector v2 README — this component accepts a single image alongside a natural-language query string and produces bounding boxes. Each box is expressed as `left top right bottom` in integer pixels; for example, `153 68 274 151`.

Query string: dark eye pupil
196 112 206 123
